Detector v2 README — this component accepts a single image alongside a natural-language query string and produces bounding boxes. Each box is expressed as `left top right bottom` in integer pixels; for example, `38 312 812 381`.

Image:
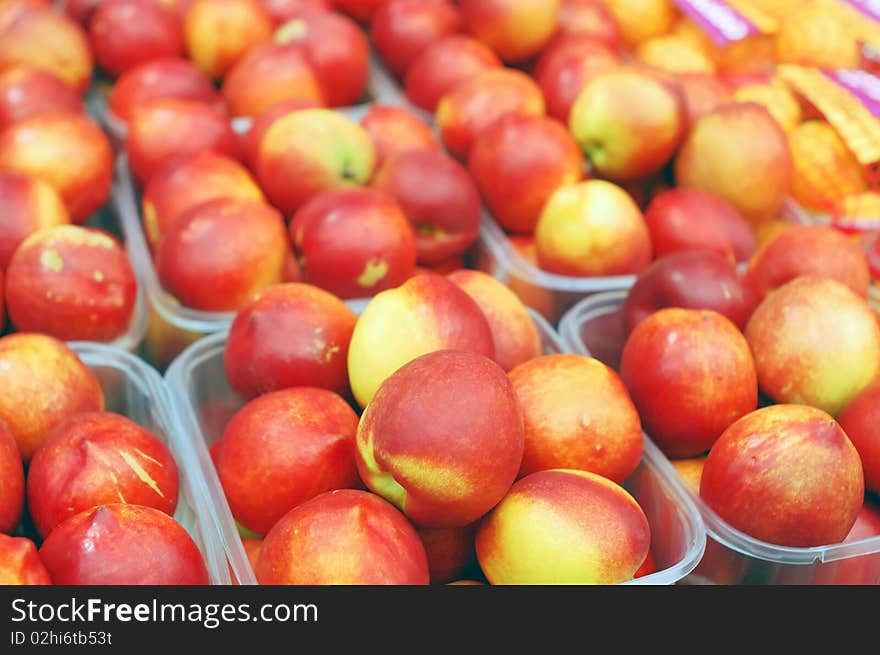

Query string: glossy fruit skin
468 113 584 234
838 382 880 496
355 349 524 528
620 307 758 458
0 111 113 223
346 272 496 408
372 149 480 265
5 226 138 342
253 108 376 216
568 67 686 182
533 34 619 124
223 283 358 399
221 42 324 119
460 0 560 64
744 276 880 417
26 411 179 538
508 354 643 482
0 66 83 130
155 198 288 311
140 150 265 251
0 4 94 92
125 98 241 185
475 468 651 584
403 34 501 112
745 225 871 301
674 102 793 222
359 104 439 168
39 504 211 585
274 11 370 108
643 187 757 263
535 179 652 277
371 0 462 79
89 0 185 77
436 67 546 160
700 404 864 548
0 420 24 535
183 0 274 79
213 387 361 536
0 333 105 462
290 188 417 300
108 57 223 123
254 489 430 585
0 534 51 585
0 170 70 270
447 269 543 373
623 250 758 333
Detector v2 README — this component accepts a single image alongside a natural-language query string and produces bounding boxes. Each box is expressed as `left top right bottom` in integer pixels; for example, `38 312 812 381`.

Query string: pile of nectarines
0 332 210 585
590 220 880 581
212 274 661 584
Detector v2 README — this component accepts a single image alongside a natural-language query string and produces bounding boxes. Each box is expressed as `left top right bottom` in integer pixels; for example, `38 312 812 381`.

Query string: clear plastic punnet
471 214 638 325
69 340 229 584
164 310 706 586
559 290 880 585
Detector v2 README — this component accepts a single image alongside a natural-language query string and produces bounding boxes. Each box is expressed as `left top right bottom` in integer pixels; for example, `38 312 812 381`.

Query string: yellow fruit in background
732 78 802 132
842 192 880 222
602 0 677 47
776 5 861 69
715 34 777 74
754 218 793 247
636 35 715 74
671 18 717 61
789 121 867 213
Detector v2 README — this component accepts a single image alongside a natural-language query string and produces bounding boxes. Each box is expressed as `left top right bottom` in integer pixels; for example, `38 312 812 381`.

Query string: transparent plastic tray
559 290 880 584
69 340 228 584
164 310 706 585
471 213 637 325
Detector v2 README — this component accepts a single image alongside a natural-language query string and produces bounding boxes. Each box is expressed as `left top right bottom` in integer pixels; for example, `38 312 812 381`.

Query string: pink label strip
823 69 880 119
672 0 759 46
842 0 880 23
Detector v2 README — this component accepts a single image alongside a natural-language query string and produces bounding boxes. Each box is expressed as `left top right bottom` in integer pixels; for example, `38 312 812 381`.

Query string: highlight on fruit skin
475 468 651 585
